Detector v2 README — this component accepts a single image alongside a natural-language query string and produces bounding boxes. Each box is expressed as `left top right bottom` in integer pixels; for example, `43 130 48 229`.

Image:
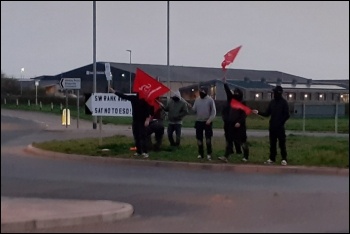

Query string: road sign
86 71 105 75
105 63 112 81
85 93 133 117
60 78 81 90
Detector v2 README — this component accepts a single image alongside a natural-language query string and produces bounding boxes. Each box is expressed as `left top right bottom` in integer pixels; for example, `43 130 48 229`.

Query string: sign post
59 78 81 128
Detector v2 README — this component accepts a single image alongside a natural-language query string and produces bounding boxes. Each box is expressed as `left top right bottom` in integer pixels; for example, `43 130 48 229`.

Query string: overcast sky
1 1 349 80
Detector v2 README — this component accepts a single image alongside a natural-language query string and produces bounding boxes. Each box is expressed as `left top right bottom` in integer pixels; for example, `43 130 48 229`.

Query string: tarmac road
1 108 349 233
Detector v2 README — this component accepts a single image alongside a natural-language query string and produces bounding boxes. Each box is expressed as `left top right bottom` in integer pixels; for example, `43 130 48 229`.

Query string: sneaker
197 155 203 159
133 152 141 156
218 156 228 163
242 158 248 162
142 153 149 158
281 160 288 166
207 155 212 161
264 159 275 165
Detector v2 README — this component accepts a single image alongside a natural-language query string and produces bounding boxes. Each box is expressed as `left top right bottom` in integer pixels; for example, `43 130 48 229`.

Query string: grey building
30 62 349 104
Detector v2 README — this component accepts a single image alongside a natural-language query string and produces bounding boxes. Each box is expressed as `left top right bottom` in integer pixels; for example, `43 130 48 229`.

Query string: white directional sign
60 78 81 90
85 93 133 117
104 63 112 81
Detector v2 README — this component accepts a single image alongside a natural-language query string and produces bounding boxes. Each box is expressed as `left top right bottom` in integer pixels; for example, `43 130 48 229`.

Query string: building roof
34 61 348 89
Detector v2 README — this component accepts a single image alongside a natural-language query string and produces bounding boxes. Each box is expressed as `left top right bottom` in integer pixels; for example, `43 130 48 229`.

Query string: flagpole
167 1 170 100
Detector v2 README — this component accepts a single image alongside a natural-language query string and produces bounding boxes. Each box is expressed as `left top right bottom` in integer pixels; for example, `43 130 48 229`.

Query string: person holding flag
110 68 170 158
252 85 290 166
218 85 250 163
220 78 244 159
109 87 153 158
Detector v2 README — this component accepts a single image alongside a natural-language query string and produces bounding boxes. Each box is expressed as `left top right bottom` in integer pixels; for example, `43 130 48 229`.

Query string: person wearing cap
192 86 216 161
252 85 290 166
163 90 189 147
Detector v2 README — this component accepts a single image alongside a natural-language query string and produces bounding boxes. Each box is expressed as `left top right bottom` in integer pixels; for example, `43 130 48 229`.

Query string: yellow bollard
62 108 71 126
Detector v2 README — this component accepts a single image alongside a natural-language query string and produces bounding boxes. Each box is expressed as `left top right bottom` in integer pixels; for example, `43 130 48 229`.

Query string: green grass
32 134 349 168
3 103 349 168
2 103 349 133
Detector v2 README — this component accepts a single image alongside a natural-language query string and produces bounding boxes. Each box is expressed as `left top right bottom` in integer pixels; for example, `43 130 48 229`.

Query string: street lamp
20 68 24 95
126 50 132 93
35 80 39 105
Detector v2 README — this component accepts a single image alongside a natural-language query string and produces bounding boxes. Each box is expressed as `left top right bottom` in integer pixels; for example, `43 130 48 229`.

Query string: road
1 110 349 233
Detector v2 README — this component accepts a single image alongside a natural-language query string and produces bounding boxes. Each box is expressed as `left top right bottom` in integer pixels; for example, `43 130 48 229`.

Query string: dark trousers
132 121 148 154
223 121 243 156
195 121 213 157
167 123 182 146
269 127 287 161
146 120 164 151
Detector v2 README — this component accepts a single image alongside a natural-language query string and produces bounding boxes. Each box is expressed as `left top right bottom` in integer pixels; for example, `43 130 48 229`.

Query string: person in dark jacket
146 98 165 151
252 85 290 166
109 87 153 158
163 90 189 147
219 86 249 163
221 80 243 158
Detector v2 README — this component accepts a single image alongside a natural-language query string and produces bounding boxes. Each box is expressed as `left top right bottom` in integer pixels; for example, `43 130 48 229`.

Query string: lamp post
126 50 132 93
35 80 39 105
20 68 24 95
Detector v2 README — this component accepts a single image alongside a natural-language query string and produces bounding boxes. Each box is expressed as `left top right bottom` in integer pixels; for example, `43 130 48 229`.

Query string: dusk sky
1 1 349 80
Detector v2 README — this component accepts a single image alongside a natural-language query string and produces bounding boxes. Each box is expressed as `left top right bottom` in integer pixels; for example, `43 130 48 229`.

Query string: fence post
16 99 19 106
302 102 306 133
51 102 54 111
28 100 31 106
335 102 338 134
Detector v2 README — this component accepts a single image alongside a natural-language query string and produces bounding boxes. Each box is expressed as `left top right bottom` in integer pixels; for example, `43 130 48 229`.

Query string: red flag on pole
133 68 170 106
230 99 252 116
221 45 242 71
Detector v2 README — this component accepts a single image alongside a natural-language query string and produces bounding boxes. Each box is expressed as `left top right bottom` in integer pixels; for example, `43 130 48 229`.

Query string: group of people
109 81 290 166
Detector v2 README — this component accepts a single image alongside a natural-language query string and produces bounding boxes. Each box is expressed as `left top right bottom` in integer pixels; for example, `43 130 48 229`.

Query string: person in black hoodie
219 85 249 163
252 85 290 166
221 80 243 158
109 87 153 158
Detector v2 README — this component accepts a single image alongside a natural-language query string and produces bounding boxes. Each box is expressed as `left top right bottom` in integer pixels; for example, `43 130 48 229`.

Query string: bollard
16 99 18 106
62 108 71 126
60 103 63 111
51 102 53 111
4 98 6 105
28 100 31 106
40 101 42 110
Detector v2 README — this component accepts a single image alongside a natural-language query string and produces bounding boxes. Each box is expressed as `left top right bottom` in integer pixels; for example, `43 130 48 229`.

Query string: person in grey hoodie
191 86 216 161
163 90 189 147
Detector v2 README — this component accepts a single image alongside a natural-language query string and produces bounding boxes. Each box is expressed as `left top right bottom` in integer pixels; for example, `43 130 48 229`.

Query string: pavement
1 108 349 233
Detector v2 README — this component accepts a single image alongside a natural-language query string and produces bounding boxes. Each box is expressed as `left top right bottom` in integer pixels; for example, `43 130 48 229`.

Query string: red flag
133 68 170 103
230 99 252 115
221 45 242 71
